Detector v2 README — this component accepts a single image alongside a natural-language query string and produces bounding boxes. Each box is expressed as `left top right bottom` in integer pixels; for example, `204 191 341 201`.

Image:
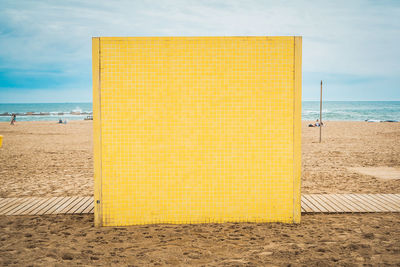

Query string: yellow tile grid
92 37 302 226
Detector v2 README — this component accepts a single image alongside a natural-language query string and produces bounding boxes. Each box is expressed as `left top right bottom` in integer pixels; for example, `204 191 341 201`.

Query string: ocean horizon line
0 101 399 122
1 100 400 104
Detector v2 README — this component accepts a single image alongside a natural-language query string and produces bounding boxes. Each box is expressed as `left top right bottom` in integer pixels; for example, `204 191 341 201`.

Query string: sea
0 101 399 122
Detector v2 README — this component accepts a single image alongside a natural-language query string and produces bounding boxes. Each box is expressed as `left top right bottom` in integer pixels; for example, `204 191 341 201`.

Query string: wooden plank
328 194 353 212
57 197 83 214
301 197 313 212
356 194 392 212
308 194 329 213
74 197 93 213
352 194 390 212
368 194 399 210
317 194 343 212
343 194 373 212
35 197 66 215
340 194 371 212
6 197 36 215
23 198 50 215
0 198 29 214
28 197 56 215
66 197 89 214
7 197 38 215
389 194 400 201
0 198 17 210
50 196 78 214
306 194 327 212
364 194 394 212
75 197 91 213
384 194 400 203
75 196 92 214
0 198 11 207
382 194 400 209
331 194 361 212
312 194 337 212
301 195 319 212
29 197 59 215
1 194 398 216
316 194 343 212
74 197 92 214
300 197 314 213
0 198 20 214
330 194 358 212
381 194 400 208
301 195 322 212
342 194 375 212
341 194 371 212
81 199 94 214
43 197 69 215
368 194 399 211
13 198 44 215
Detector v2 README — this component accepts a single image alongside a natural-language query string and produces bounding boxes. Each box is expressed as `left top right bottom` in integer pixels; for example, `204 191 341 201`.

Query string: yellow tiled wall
92 37 302 226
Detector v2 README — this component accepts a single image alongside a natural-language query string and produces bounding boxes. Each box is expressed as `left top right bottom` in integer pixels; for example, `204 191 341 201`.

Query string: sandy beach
0 213 399 266
0 120 399 266
0 121 399 198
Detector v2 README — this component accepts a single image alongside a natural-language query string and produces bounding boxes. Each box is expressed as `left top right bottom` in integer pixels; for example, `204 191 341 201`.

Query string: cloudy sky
0 0 399 102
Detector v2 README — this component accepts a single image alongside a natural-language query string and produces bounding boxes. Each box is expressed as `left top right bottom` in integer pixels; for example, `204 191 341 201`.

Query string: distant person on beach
58 118 63 124
308 119 323 127
10 114 16 125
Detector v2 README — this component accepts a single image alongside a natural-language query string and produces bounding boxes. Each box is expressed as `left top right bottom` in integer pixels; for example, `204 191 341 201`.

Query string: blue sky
0 0 399 103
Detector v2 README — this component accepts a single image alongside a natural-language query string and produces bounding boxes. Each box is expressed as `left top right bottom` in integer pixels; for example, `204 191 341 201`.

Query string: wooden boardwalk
0 194 399 216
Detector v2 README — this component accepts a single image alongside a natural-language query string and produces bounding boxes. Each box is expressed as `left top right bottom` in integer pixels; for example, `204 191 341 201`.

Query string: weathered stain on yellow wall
93 37 302 226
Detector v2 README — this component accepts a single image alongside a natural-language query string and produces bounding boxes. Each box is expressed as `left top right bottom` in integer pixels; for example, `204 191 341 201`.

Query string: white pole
319 80 323 143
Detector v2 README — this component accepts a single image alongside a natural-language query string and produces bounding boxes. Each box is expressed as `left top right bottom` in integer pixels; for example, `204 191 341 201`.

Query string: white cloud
0 0 399 101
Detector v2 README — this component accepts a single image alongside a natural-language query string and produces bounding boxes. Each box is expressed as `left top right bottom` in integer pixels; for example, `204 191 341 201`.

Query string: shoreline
2 101 400 122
